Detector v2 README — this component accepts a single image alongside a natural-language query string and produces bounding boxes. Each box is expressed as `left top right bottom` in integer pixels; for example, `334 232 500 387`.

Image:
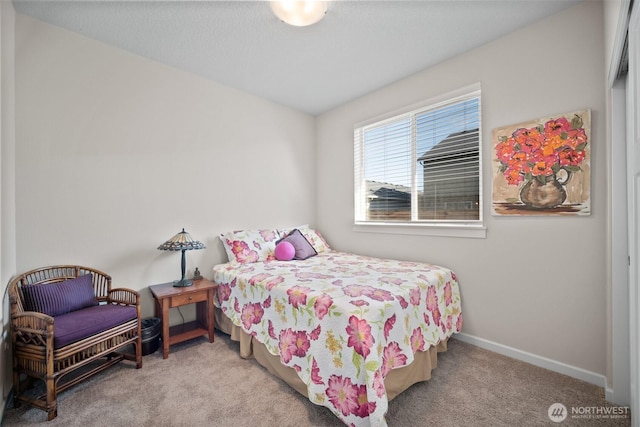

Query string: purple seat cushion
22 274 98 317
54 304 137 349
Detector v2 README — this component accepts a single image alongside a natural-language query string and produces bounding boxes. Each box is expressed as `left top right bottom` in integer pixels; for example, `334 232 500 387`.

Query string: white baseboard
605 387 614 402
452 332 607 388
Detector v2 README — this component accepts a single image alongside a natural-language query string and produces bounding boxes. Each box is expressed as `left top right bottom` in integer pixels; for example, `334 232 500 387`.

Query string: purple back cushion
281 229 317 260
22 274 99 317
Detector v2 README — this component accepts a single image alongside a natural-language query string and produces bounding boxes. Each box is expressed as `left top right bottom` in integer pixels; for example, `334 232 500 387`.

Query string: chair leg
45 375 57 420
12 370 21 408
47 406 58 421
136 338 142 369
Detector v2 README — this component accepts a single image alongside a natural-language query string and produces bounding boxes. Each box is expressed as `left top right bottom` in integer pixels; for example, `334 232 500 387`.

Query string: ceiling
13 0 582 116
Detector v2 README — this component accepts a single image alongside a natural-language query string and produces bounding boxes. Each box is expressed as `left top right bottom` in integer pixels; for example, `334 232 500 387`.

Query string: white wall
1 0 17 419
15 14 317 321
317 1 608 379
605 0 626 81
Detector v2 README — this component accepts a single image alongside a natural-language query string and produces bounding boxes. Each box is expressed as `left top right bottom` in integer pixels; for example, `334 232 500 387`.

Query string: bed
212 226 462 427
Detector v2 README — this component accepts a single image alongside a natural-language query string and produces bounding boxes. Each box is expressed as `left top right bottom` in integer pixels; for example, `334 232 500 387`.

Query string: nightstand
149 278 218 359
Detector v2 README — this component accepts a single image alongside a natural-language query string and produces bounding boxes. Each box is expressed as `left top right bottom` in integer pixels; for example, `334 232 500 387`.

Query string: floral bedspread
213 251 462 427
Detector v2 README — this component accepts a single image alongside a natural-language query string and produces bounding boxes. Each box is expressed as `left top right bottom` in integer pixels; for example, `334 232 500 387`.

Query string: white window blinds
354 85 482 225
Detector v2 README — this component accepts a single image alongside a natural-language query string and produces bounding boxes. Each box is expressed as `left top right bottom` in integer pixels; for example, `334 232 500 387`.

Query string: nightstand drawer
170 291 207 307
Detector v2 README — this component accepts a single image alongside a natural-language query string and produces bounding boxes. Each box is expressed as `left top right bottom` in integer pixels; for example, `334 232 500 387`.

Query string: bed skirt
214 307 448 401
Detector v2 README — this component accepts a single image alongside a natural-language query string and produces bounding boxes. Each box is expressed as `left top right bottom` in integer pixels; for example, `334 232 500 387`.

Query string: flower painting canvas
492 109 591 216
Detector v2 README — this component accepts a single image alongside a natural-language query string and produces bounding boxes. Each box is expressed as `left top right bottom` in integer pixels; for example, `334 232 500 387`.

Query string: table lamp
157 228 206 287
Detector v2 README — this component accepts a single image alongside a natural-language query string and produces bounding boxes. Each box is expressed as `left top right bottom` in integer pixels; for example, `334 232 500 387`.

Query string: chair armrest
107 288 140 306
11 312 54 345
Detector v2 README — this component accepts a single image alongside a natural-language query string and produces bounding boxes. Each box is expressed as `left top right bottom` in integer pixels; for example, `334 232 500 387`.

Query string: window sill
353 222 487 239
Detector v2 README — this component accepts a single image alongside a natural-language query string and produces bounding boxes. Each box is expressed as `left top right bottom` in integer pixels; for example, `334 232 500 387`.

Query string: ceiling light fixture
270 1 327 27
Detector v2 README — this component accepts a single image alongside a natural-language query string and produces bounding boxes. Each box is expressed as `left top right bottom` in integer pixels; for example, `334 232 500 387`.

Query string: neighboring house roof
372 187 411 202
417 128 479 164
366 180 410 200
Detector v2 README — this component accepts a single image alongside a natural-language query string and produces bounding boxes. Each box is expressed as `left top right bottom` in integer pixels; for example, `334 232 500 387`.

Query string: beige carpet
1 332 631 426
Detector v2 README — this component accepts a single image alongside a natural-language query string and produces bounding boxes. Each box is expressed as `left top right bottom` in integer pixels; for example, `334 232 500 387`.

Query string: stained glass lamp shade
157 228 206 287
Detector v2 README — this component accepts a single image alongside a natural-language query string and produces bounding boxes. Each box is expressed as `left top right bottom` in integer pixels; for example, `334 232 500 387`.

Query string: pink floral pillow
279 224 331 253
219 229 280 264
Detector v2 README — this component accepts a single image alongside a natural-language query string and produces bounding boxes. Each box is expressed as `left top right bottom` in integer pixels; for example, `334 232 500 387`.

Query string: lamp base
173 279 193 287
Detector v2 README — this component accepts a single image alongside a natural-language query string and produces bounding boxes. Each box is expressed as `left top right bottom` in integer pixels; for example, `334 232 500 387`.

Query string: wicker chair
8 265 142 420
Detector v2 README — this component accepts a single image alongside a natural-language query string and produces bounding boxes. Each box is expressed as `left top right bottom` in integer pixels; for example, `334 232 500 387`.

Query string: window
354 84 482 230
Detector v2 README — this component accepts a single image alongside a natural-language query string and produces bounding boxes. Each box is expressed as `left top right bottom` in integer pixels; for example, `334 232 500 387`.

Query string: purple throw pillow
22 274 99 317
280 229 317 260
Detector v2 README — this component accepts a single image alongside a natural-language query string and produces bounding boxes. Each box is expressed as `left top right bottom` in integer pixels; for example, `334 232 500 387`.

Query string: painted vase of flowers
495 113 588 209
519 172 568 208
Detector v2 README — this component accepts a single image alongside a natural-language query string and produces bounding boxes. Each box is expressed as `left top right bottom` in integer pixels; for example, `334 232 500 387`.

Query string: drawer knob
188 296 193 300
